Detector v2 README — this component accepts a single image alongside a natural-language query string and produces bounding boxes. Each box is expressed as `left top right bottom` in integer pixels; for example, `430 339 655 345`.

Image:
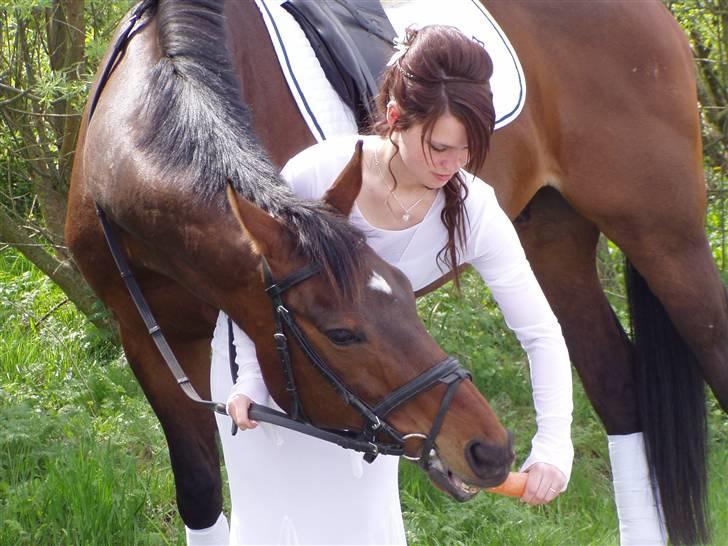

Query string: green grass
0 250 184 545
411 271 728 546
1 249 726 545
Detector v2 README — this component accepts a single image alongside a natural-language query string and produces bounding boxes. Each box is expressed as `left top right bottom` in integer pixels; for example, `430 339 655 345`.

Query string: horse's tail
626 261 709 545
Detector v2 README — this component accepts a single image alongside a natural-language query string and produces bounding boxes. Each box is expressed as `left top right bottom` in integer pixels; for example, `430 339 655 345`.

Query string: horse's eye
325 329 362 346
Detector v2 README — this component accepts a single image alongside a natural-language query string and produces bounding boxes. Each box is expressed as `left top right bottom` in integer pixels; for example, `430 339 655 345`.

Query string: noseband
247 257 472 465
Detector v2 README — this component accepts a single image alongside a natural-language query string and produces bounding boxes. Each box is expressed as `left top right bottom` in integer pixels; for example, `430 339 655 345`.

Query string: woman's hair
370 25 495 290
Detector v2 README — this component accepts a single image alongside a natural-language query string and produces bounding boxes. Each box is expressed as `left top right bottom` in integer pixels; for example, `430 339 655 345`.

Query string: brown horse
66 0 727 544
66 0 515 534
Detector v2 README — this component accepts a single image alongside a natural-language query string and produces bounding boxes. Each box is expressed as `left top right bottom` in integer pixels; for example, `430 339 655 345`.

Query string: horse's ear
226 182 284 258
322 139 363 216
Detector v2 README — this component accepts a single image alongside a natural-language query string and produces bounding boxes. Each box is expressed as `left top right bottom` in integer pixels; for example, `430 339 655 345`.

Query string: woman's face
392 111 470 190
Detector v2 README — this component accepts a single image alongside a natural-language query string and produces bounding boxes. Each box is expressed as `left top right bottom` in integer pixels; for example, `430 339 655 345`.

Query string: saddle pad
254 0 525 142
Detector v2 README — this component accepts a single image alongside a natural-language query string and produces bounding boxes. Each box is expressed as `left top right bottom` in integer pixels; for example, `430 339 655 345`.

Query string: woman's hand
227 394 258 430
520 462 566 505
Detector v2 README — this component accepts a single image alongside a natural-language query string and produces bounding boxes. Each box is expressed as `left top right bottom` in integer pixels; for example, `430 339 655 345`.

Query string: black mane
136 0 365 296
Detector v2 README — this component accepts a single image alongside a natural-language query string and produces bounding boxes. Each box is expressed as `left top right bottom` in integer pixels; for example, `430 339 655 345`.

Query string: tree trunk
0 206 119 343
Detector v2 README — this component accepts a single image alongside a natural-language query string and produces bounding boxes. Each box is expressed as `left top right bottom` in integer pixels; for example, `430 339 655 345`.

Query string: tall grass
0 250 183 545
1 249 726 545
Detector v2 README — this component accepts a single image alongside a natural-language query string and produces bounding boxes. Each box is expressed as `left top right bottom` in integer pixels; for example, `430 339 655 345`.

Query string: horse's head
224 142 514 499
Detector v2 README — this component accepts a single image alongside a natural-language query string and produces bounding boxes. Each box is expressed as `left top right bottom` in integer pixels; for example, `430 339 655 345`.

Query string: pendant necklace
388 189 427 222
374 143 431 222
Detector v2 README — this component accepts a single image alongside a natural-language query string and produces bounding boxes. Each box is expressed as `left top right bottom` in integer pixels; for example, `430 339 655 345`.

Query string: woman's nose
441 150 468 171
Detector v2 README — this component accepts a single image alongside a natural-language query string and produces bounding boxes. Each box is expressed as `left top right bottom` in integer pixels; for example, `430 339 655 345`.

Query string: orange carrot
485 472 528 497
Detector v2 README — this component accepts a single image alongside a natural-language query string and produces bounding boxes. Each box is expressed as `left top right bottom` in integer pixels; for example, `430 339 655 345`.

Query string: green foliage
706 167 728 272
668 1 727 162
83 0 139 64
410 271 728 546
0 249 184 545
2 1 53 18
411 273 613 544
668 1 728 272
0 0 136 220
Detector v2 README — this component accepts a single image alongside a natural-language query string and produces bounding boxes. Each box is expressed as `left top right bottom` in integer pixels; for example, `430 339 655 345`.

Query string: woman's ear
386 101 400 127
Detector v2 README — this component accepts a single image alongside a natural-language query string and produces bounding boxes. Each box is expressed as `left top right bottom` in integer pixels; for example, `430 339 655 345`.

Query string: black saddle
281 0 397 131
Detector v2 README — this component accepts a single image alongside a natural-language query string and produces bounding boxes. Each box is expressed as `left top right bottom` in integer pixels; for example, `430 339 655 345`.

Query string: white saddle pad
255 0 526 142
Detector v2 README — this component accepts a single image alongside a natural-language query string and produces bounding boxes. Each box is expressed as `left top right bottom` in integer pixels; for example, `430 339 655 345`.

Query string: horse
65 1 728 544
65 0 518 534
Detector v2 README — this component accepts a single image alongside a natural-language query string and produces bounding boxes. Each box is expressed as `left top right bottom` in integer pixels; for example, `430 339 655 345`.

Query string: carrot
485 472 528 497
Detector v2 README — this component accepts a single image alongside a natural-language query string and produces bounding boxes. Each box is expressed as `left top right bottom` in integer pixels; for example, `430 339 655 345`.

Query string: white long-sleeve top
213 135 573 483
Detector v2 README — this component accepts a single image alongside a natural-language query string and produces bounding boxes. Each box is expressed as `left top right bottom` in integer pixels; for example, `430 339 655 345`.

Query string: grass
0 250 184 545
1 249 727 545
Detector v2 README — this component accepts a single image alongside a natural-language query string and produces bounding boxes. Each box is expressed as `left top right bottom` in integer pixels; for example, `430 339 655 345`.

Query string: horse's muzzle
464 431 515 485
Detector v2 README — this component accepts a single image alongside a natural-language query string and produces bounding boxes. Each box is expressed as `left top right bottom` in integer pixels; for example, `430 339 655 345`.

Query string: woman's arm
466 186 573 498
216 313 270 429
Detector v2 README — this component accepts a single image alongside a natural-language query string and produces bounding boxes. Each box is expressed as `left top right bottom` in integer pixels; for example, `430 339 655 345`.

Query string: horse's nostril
465 433 514 479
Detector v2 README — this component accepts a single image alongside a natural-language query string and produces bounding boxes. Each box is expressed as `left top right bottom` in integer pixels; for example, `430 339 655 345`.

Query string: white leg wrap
185 512 230 546
608 433 667 546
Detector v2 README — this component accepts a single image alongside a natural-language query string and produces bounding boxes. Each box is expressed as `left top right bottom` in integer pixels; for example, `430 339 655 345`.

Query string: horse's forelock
282 202 367 302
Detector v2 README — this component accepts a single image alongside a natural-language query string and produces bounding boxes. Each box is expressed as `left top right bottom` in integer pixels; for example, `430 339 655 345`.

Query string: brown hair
370 25 495 290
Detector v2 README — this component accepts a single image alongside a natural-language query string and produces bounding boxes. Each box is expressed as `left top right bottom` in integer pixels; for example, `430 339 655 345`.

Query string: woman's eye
325 329 362 346
430 145 446 153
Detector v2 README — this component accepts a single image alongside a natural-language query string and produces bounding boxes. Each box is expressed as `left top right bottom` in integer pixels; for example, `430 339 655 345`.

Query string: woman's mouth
433 172 452 183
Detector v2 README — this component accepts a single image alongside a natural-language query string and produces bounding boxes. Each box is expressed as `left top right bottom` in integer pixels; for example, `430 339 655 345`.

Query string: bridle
253 257 471 465
89 0 472 468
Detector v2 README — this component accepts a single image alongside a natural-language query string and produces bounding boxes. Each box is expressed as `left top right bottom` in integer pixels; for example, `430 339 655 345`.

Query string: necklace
388 188 428 222
374 142 431 222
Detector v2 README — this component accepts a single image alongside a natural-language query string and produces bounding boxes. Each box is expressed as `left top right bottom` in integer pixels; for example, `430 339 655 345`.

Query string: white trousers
210 343 407 546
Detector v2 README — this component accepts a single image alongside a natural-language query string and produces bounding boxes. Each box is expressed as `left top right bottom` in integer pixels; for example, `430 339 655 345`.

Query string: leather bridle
252 257 472 465
89 0 473 468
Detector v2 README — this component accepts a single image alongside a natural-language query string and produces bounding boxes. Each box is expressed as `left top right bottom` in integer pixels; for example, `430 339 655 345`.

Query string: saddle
281 0 396 130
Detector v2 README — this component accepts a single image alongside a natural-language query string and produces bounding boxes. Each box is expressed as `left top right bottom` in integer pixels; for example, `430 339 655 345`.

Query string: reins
96 205 226 415
88 0 472 466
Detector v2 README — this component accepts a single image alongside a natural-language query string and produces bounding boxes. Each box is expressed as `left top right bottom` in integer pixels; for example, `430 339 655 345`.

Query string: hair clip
387 36 409 67
396 63 419 81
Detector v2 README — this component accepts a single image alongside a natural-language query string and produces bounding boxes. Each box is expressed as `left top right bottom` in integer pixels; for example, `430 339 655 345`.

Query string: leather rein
88 0 472 466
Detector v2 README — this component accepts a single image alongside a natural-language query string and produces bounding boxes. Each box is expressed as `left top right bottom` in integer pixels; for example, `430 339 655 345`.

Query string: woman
204 25 573 546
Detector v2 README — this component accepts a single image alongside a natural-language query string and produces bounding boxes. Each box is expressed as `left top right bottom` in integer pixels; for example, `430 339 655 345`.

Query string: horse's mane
136 0 365 297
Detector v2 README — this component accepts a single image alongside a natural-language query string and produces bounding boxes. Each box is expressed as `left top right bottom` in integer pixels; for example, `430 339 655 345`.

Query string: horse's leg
534 184 724 546
514 187 668 545
514 187 636 431
66 194 226 543
603 203 726 546
546 75 727 540
620 232 728 411
120 328 229 544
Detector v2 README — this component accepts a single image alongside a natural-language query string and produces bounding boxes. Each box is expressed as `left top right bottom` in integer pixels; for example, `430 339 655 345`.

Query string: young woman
200 25 573 546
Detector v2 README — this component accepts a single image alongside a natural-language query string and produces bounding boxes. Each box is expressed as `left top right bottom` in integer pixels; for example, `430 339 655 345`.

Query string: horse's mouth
425 452 496 502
